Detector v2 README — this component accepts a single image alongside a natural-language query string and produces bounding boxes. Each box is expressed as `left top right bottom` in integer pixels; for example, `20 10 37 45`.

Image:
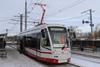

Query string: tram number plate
58 59 66 63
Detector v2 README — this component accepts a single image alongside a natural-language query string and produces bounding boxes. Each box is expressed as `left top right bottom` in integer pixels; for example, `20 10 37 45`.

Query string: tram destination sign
49 27 65 31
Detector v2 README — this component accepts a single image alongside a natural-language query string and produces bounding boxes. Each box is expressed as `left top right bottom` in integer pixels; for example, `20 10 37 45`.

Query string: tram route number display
50 28 65 31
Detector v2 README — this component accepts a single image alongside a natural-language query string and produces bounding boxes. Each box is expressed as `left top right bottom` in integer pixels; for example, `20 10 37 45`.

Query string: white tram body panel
17 24 71 64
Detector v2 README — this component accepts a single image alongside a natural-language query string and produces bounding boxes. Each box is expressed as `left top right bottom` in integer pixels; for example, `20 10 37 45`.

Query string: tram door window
36 33 41 50
25 35 37 49
0 38 6 48
41 29 45 38
31 33 37 48
25 36 32 47
19 36 26 53
41 29 51 50
25 33 41 50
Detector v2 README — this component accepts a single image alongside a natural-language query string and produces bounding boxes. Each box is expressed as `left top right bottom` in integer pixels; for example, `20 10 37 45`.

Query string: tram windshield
48 27 69 48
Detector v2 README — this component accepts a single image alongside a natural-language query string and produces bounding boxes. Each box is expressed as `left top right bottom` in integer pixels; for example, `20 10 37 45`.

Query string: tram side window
25 33 41 50
41 29 45 38
41 29 51 50
20 36 26 47
25 36 32 47
29 34 37 48
17 36 20 45
36 33 41 50
24 35 34 48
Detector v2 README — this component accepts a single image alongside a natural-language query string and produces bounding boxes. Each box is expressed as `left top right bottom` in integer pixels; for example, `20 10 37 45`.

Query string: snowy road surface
71 54 100 67
1 45 100 67
0 46 76 67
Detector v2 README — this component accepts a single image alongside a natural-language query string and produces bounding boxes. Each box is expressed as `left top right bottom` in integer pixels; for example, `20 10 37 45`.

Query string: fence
72 39 100 52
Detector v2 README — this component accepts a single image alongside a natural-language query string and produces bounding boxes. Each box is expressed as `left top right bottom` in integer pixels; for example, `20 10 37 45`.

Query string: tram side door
40 29 51 52
36 33 41 57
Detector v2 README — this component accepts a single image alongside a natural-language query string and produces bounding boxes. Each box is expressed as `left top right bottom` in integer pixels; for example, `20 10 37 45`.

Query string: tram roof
18 23 65 36
35 23 65 27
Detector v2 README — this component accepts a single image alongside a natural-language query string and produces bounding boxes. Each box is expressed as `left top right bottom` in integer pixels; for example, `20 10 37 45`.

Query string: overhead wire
0 19 9 22
27 0 43 14
0 16 15 22
27 0 35 14
8 23 18 31
28 0 44 14
0 0 38 33
44 14 87 22
27 0 44 24
46 0 87 17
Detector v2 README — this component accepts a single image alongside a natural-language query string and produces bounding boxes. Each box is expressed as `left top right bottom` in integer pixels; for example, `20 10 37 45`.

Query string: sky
0 0 100 35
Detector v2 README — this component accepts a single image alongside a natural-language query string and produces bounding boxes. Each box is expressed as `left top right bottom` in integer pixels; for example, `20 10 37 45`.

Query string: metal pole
82 9 94 38
6 29 8 35
20 14 23 32
25 0 27 30
40 9 45 24
89 9 94 39
90 9 93 34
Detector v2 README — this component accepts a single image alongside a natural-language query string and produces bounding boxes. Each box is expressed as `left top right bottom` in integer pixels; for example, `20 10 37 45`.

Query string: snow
71 54 100 67
0 46 74 67
1 45 100 67
0 46 44 67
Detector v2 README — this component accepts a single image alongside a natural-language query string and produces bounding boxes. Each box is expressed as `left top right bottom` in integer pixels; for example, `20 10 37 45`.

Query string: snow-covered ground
1 45 100 67
71 54 100 67
0 46 74 67
0 46 45 67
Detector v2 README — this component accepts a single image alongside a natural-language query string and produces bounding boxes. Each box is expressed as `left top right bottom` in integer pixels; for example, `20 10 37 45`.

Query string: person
3 39 6 48
80 47 84 51
0 38 6 49
0 38 3 48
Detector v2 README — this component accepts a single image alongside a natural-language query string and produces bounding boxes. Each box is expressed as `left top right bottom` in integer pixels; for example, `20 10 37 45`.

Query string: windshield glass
48 27 69 47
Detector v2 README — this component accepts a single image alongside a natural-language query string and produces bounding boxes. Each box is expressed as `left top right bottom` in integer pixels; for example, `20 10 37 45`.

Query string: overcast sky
0 0 100 35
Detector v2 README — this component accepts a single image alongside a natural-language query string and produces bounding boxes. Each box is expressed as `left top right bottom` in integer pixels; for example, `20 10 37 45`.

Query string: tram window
41 29 51 50
41 29 45 38
36 33 41 49
24 36 32 47
24 36 31 47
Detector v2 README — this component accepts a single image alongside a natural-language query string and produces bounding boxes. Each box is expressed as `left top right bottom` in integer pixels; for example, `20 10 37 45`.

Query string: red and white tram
17 23 71 64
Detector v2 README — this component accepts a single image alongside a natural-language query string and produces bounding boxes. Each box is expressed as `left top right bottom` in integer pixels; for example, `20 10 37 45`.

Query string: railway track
44 63 80 67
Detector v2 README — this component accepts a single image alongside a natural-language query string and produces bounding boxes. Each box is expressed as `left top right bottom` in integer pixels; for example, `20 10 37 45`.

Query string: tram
17 23 71 64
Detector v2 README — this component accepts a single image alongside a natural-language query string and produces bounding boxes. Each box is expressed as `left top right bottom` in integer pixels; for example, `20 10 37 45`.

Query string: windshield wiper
62 45 65 50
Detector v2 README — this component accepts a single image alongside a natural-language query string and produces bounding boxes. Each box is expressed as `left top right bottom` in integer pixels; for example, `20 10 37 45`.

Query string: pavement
71 48 100 59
